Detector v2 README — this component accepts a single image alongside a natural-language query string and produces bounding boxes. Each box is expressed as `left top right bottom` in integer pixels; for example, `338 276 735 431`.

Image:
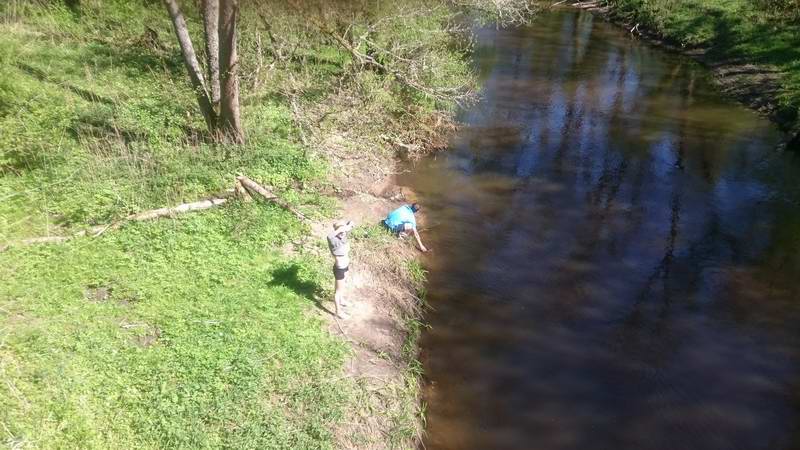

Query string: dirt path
334 190 412 381
308 159 428 448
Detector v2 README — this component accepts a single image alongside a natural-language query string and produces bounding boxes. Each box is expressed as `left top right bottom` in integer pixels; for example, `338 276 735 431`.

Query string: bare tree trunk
202 0 221 108
129 197 229 221
163 0 218 131
219 0 244 143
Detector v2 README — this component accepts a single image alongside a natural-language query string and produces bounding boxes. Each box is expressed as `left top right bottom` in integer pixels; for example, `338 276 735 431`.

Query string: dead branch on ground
447 0 542 26
0 197 230 252
236 175 308 221
284 0 477 108
2 176 306 252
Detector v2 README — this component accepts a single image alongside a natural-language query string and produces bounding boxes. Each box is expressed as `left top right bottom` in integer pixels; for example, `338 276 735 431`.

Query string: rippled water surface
403 8 800 450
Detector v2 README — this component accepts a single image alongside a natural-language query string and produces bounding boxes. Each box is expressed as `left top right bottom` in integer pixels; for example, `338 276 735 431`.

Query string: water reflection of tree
420 9 800 449
620 63 695 329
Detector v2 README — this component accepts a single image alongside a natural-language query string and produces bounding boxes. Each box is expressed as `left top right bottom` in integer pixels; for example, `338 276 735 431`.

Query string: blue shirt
384 205 416 230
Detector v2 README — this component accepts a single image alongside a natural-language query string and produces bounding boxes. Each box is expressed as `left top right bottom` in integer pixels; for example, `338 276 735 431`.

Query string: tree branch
1 196 231 253
285 0 476 107
446 0 542 26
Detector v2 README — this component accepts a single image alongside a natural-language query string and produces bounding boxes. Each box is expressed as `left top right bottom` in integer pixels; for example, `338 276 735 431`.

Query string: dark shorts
381 220 407 235
333 265 349 281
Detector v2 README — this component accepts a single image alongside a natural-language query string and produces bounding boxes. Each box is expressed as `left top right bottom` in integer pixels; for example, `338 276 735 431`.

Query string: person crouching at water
384 203 427 252
327 219 354 319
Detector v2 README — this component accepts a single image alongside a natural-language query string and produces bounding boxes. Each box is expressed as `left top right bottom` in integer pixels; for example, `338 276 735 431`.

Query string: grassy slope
0 3 348 449
0 1 459 448
604 0 800 126
1 205 349 449
0 2 331 241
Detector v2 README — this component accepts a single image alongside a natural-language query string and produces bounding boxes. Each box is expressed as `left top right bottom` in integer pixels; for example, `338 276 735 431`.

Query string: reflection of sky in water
411 7 800 450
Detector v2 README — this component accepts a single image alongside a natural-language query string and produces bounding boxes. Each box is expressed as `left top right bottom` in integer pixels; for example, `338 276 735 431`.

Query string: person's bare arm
412 227 427 252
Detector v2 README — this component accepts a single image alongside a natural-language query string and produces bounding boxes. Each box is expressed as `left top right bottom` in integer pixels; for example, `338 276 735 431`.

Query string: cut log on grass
1 197 229 252
234 179 252 202
1 176 305 253
236 176 308 221
20 236 72 245
127 197 227 221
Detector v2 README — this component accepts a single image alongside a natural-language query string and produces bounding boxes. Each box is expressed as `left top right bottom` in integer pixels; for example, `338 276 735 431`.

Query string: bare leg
339 273 350 307
334 278 348 319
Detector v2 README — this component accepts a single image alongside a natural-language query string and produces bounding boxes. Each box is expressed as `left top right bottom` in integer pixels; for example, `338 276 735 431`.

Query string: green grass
0 0 477 446
604 0 800 124
0 0 332 242
389 261 429 447
1 202 355 449
0 2 350 443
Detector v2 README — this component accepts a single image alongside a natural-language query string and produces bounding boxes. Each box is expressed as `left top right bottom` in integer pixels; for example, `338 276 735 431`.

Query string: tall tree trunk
163 0 217 131
202 0 221 108
219 0 244 143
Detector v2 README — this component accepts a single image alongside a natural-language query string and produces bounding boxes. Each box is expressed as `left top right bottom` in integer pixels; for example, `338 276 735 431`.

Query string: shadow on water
404 8 800 450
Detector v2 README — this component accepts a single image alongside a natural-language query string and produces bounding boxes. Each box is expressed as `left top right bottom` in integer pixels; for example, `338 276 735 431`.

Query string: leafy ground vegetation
0 0 476 448
603 0 800 130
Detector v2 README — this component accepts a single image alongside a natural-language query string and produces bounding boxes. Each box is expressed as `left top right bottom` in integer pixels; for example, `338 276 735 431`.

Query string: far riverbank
568 0 800 150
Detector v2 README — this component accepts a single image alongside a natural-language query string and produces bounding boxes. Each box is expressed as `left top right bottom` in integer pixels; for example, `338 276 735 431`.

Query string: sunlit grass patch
606 0 800 122
0 203 354 449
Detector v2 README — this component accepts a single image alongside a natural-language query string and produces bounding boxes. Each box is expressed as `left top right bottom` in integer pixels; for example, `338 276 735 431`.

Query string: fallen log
236 175 307 221
572 1 600 9
1 197 229 252
1 176 305 253
127 197 228 221
19 236 72 245
234 179 252 202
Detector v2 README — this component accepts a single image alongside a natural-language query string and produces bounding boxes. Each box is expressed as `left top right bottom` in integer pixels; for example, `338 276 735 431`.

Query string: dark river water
402 8 800 450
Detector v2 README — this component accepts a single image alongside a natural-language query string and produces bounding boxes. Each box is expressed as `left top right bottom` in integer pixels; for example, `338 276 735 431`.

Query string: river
401 7 800 450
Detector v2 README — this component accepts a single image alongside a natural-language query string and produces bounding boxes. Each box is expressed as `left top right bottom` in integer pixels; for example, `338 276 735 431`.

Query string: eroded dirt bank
310 147 432 449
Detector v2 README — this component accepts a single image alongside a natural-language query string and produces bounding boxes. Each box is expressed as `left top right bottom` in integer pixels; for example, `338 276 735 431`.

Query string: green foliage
406 259 428 292
238 0 476 159
0 0 335 236
349 223 393 243
358 3 475 111
1 203 356 449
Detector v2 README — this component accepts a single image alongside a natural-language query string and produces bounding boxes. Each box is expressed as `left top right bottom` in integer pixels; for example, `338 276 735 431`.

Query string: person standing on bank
327 219 355 319
384 203 427 252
